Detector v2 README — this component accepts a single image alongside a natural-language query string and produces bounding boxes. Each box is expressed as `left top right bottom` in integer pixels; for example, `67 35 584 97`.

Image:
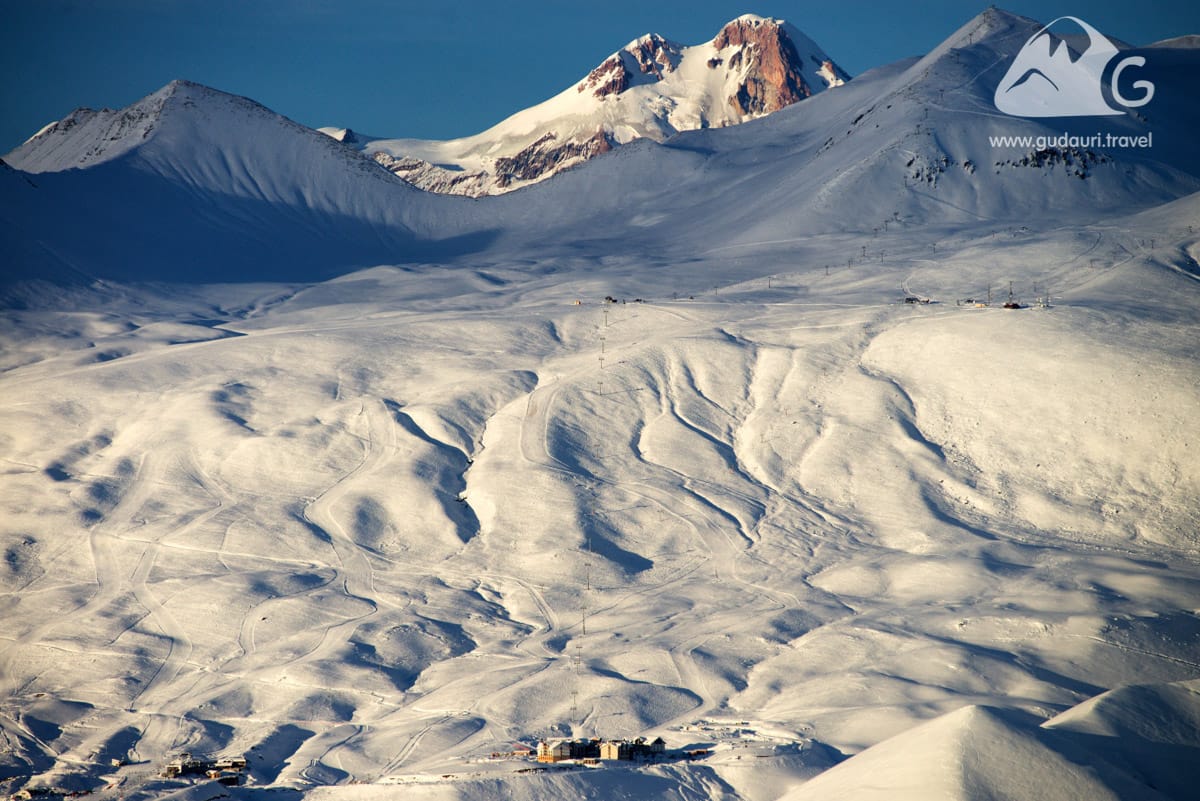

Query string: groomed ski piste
1 8 1198 801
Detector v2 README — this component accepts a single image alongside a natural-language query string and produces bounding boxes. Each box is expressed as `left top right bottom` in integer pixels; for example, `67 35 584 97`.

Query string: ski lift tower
1002 281 1021 309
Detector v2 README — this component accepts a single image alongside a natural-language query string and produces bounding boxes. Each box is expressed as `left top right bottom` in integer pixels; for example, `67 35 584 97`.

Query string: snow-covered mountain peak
316 126 360 143
7 82 178 174
7 79 277 175
715 13 790 44
353 15 850 196
5 79 413 205
0 78 448 283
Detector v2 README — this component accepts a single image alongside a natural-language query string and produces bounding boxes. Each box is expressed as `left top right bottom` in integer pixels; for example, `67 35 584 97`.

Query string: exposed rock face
714 16 815 116
627 33 681 79
576 22 829 114
494 129 613 188
580 55 630 98
370 152 490 196
371 130 613 198
579 34 682 99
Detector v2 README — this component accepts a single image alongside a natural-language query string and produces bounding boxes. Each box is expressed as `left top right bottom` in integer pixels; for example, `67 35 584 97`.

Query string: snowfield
2 223 1197 800
1 8 1199 801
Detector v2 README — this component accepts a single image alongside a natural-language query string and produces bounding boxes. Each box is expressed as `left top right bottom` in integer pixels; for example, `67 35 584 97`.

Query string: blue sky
1 1 1197 153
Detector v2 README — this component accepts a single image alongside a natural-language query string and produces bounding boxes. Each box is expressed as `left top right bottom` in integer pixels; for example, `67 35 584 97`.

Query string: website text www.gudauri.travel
988 131 1153 149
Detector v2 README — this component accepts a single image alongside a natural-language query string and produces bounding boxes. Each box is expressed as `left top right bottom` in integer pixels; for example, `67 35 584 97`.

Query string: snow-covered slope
1 81 482 283
349 14 849 196
3 200 1198 800
1 10 1199 801
780 684 1200 801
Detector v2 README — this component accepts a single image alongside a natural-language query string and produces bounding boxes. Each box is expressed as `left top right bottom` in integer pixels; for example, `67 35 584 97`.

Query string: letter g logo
1111 56 1154 108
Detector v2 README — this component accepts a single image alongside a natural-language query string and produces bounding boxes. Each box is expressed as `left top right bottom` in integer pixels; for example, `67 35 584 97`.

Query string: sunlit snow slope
1 8 1199 801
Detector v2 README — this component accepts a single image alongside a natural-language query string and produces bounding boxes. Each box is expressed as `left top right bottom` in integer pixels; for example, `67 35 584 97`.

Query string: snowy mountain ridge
3 8 1199 288
347 14 850 196
7 83 172 174
8 80 405 193
0 80 481 284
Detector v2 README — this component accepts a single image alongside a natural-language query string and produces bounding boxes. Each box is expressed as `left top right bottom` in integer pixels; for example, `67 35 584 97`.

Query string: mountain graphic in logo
994 16 1149 117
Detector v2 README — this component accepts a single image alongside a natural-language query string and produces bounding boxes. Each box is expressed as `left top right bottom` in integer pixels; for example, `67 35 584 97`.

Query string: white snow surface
1 8 1200 801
